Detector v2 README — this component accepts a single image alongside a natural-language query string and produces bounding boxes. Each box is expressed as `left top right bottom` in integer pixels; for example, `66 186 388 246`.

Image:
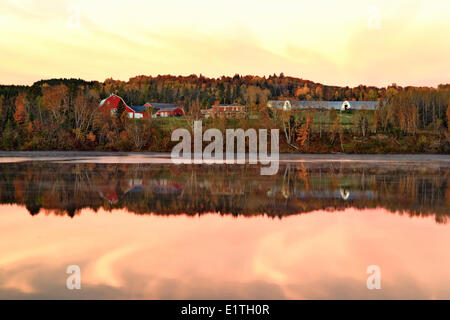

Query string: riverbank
0 151 448 164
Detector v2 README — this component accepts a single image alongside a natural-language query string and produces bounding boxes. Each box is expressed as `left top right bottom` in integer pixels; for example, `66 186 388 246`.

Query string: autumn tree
295 84 310 100
14 93 27 124
73 90 97 140
42 84 69 125
353 110 369 137
329 117 344 152
446 104 450 133
296 113 312 150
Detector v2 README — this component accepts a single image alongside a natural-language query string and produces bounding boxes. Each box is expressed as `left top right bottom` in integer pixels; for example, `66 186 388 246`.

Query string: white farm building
267 100 382 111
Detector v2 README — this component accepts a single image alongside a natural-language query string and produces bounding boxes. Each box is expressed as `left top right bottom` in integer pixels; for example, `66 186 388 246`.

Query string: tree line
0 74 448 152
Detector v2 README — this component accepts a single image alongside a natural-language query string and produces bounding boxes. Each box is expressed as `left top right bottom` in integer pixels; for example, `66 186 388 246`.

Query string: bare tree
276 109 299 150
74 91 97 140
184 98 203 132
126 120 146 151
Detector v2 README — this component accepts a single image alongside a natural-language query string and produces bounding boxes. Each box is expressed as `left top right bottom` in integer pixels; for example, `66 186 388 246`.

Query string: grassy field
294 110 375 132
147 110 377 136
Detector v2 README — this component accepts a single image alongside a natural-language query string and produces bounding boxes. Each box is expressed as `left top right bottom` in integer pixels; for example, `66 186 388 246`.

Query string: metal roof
147 103 178 109
128 105 147 113
216 103 244 107
268 100 382 110
155 106 181 112
129 103 181 113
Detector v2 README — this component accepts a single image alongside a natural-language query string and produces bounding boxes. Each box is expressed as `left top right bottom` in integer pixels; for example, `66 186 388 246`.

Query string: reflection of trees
0 161 448 223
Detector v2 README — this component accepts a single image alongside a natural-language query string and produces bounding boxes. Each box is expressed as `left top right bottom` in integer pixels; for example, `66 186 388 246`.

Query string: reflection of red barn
153 179 183 195
98 188 119 205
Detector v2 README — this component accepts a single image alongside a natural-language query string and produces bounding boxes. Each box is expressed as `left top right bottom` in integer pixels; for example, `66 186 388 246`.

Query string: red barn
98 95 183 119
145 103 184 118
98 94 147 119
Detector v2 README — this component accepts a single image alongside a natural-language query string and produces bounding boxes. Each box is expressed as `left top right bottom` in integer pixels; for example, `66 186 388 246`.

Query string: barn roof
155 106 182 112
268 100 382 110
99 94 136 113
99 97 108 107
345 101 381 110
147 102 178 109
99 94 128 108
216 103 244 107
128 105 146 113
128 103 182 113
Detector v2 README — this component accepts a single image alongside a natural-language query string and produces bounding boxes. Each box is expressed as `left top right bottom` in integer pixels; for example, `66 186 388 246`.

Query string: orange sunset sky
1 0 449 87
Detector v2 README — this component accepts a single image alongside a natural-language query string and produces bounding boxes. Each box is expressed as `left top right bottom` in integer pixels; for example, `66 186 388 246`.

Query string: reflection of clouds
251 217 352 298
253 232 288 284
0 264 287 299
0 264 39 294
0 263 124 299
87 245 141 288
0 242 63 266
285 270 433 299
1 206 450 299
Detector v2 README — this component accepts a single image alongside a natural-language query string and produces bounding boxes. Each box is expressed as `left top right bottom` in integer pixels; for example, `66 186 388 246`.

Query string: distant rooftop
129 102 180 113
268 100 382 110
147 103 178 109
128 105 147 113
216 103 244 107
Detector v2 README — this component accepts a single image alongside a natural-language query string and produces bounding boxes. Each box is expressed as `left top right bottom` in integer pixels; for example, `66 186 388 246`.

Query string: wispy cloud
0 0 448 86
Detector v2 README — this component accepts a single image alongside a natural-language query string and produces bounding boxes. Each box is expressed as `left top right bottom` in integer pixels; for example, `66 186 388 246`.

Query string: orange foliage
447 104 450 133
42 84 69 117
87 132 96 142
296 114 311 148
14 93 27 124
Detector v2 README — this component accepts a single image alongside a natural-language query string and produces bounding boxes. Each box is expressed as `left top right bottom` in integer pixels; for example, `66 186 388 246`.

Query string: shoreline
0 151 448 163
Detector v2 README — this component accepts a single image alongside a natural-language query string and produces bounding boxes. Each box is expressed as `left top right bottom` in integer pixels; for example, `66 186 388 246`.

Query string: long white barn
267 100 382 111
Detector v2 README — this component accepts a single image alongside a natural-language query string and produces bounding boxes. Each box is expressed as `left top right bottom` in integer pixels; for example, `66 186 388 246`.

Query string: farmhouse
98 94 184 119
267 100 381 111
203 103 246 118
201 109 213 118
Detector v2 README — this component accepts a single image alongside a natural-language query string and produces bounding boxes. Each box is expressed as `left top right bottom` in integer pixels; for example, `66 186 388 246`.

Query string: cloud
0 0 448 86
339 3 450 86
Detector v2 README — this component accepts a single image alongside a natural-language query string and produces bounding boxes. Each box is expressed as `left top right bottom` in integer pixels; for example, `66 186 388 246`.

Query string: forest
0 74 449 153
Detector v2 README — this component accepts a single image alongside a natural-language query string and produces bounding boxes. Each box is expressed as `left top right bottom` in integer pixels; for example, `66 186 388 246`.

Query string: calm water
0 153 449 299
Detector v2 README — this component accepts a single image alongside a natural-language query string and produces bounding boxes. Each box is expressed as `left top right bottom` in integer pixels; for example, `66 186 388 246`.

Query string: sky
0 0 449 87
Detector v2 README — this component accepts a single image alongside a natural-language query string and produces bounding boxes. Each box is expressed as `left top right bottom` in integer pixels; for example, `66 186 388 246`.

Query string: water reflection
0 159 450 299
0 161 448 223
1 207 450 299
